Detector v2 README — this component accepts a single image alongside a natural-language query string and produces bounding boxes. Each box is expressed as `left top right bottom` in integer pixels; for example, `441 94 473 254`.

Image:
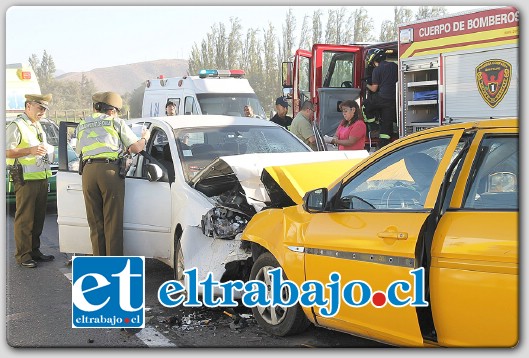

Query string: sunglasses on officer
31 102 48 112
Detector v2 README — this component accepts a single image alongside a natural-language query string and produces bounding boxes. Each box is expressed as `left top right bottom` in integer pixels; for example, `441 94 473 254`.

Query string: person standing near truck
363 48 398 150
325 100 366 150
270 96 293 129
290 100 317 150
5 94 55 268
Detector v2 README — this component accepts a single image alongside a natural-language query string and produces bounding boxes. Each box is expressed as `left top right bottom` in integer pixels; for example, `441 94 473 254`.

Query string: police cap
94 91 123 111
25 93 52 110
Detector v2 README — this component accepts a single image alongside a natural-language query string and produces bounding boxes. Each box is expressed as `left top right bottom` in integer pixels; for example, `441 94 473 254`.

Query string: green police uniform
5 93 54 266
76 92 139 256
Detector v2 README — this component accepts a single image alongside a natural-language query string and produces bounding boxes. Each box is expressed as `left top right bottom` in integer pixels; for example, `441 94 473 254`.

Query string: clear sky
4 2 496 73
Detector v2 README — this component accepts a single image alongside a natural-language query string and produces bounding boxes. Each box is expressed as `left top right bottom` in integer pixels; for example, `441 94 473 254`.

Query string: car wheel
249 252 311 336
173 229 185 284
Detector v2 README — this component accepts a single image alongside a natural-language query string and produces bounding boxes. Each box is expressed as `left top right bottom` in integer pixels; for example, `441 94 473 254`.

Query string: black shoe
32 252 55 262
20 259 37 268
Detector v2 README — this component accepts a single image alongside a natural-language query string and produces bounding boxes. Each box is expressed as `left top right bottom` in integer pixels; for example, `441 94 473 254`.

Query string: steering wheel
340 195 376 210
340 81 353 88
381 187 422 209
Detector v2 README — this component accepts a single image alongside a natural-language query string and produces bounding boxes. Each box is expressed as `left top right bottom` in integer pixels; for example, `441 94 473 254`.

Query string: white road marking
135 326 176 347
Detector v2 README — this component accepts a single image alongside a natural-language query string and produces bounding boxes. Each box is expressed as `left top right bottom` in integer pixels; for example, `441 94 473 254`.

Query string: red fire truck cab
282 42 397 151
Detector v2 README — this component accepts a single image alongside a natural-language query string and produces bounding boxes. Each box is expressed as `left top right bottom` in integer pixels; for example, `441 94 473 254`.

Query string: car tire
249 252 311 336
173 228 185 284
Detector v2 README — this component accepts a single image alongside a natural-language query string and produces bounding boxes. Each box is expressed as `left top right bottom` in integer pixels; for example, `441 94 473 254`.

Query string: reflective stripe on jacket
77 113 122 160
6 115 52 180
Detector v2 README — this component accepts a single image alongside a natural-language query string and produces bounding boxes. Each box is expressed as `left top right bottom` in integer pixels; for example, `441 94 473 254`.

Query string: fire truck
282 42 397 150
398 6 519 136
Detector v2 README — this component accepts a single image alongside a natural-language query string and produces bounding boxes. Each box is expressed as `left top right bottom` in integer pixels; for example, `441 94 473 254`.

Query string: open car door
57 121 172 259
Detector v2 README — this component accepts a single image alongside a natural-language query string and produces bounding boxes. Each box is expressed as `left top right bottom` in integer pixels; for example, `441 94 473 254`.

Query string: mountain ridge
56 59 189 95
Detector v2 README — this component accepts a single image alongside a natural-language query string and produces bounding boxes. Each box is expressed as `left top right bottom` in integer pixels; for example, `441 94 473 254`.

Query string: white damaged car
56 115 368 294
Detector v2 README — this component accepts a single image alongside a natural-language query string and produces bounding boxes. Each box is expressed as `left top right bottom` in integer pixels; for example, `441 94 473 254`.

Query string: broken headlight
201 206 251 240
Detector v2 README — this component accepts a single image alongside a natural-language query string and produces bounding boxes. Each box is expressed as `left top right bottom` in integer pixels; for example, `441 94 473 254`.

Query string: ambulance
141 69 266 118
6 63 41 118
397 6 519 136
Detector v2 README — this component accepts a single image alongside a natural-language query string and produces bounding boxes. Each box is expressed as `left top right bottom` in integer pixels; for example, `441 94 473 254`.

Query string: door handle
378 226 408 240
66 184 83 191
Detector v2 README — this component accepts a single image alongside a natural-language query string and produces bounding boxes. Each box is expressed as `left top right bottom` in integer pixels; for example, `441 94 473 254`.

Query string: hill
55 59 189 95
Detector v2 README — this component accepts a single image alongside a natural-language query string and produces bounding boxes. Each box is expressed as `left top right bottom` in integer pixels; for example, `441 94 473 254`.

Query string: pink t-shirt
336 120 366 150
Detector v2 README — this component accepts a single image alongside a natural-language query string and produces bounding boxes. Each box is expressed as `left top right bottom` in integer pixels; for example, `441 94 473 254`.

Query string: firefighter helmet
365 48 386 67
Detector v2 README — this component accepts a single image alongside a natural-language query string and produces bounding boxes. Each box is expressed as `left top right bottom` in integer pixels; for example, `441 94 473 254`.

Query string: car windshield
196 93 266 118
174 125 310 181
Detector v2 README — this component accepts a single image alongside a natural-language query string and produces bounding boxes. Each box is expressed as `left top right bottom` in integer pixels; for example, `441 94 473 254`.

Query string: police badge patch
475 59 512 108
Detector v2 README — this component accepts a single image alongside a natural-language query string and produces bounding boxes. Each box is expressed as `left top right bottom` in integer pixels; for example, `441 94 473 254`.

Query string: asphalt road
4 203 391 349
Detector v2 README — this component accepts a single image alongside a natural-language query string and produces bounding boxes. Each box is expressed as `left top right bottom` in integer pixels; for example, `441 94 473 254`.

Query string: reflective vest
77 113 122 160
6 115 52 180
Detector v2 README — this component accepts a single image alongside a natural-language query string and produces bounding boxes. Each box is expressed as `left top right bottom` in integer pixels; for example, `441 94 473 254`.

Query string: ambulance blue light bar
198 69 245 78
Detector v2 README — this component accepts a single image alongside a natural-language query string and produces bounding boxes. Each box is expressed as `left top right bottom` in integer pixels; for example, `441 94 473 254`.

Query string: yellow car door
430 125 518 347
303 131 465 346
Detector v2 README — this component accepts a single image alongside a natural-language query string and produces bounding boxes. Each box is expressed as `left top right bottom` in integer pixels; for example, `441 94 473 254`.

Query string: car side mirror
145 163 163 182
303 188 328 213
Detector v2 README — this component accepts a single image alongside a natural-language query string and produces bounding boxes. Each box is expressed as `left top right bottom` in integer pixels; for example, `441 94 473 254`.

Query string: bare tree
226 17 243 69
282 8 296 61
299 14 311 50
262 23 280 114
324 9 337 43
352 7 375 42
415 6 447 20
379 6 414 42
312 9 323 45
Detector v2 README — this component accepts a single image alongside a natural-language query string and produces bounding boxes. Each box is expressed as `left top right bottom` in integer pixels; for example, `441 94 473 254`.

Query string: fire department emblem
475 59 512 108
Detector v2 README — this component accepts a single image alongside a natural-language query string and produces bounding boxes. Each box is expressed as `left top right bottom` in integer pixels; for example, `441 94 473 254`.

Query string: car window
175 125 310 181
337 137 452 210
40 120 60 146
463 135 518 210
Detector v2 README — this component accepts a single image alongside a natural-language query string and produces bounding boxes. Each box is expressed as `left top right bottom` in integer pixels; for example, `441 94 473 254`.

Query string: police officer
5 94 55 268
75 92 149 256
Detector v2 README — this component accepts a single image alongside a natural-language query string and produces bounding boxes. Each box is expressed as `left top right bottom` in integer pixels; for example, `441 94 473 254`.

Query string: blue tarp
413 90 438 101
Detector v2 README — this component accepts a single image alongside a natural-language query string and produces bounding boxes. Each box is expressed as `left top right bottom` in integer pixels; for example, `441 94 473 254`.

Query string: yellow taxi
241 119 518 347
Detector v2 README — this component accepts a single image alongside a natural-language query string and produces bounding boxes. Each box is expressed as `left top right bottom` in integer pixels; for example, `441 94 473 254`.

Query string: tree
298 14 311 50
282 8 296 61
79 74 97 109
312 9 323 45
262 22 280 115
127 83 146 118
29 50 56 94
415 6 447 20
226 17 243 69
324 9 337 43
352 7 375 42
379 7 414 42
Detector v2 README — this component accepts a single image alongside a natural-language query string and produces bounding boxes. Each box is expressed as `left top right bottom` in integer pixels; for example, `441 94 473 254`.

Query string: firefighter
363 48 398 150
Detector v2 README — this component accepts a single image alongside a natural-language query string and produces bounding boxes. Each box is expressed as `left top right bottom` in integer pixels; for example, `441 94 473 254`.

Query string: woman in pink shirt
328 100 366 150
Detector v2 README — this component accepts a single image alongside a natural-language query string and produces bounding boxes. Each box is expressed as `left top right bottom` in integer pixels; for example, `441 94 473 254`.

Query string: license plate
48 183 51 193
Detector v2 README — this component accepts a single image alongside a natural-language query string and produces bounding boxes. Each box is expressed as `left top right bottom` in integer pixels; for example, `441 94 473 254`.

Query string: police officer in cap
5 93 55 268
75 91 150 256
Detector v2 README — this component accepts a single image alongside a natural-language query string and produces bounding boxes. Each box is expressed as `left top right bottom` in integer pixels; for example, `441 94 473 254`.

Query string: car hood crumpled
191 150 369 210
